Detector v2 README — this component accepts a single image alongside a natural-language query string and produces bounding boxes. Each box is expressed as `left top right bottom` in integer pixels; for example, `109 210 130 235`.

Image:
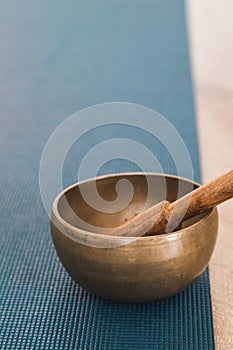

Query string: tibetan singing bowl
50 172 218 302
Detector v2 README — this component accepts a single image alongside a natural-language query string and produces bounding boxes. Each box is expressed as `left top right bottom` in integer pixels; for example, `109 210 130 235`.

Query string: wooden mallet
109 169 233 237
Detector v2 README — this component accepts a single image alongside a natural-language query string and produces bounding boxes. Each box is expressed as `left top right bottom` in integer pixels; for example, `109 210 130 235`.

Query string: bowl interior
57 173 207 234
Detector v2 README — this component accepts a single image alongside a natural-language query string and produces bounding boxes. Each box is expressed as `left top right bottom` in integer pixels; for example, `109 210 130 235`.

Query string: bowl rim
51 172 217 244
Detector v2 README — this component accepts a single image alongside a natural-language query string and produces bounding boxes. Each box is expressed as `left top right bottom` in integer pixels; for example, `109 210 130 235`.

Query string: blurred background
188 1 233 348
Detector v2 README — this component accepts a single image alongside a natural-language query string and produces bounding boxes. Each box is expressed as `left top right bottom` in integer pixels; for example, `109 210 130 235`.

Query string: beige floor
187 1 233 349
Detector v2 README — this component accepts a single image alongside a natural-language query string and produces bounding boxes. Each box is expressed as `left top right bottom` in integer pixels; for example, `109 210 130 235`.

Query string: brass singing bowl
51 173 218 302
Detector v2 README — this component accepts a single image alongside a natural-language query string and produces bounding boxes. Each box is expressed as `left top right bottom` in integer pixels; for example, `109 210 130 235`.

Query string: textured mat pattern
0 1 215 349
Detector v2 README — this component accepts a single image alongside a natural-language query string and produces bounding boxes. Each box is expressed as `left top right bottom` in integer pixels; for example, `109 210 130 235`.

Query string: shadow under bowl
51 172 218 302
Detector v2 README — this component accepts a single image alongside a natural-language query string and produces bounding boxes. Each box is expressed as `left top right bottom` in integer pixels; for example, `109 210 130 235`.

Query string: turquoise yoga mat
0 1 215 349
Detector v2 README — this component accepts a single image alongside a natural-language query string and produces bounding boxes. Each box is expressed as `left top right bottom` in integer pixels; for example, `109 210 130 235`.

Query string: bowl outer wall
50 173 219 302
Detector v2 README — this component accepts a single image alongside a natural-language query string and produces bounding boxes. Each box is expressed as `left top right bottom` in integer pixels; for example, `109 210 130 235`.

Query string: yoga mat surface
0 1 215 349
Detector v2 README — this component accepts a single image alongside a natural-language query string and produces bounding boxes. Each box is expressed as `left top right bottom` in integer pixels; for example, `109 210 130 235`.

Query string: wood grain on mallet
109 169 233 237
111 200 171 237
